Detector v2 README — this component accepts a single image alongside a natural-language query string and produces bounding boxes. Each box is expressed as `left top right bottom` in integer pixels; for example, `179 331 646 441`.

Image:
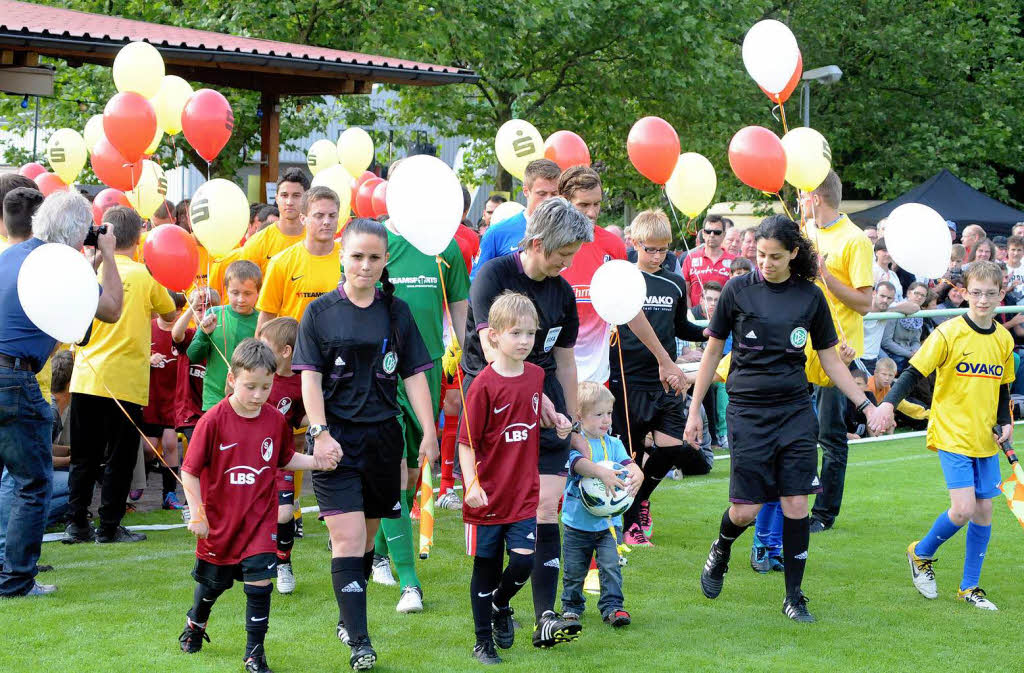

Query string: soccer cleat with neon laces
907 541 938 599
636 500 653 537
624 523 653 547
532 610 582 648
957 586 998 610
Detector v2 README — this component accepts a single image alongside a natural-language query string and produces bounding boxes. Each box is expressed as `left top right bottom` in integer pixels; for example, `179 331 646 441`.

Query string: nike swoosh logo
291 274 304 281
962 352 972 357
386 535 402 542
493 404 510 414
250 616 268 622
267 564 275 569
477 591 492 598
219 443 237 451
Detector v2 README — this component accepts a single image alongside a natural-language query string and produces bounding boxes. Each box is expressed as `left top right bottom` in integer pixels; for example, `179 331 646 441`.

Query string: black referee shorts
611 383 686 457
726 401 822 504
312 418 404 521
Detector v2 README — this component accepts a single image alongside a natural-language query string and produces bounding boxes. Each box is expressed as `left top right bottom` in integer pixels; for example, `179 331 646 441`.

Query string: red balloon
760 52 803 105
355 178 383 218
103 92 157 164
19 162 46 180
728 126 787 193
35 172 67 197
543 131 591 171
627 117 680 184
181 89 234 163
143 224 200 292
371 180 388 218
91 137 142 192
350 170 376 214
92 188 131 227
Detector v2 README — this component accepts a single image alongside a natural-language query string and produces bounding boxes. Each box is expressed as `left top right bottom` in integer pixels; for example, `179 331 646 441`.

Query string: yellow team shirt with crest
910 316 1015 458
241 224 304 275
256 241 342 321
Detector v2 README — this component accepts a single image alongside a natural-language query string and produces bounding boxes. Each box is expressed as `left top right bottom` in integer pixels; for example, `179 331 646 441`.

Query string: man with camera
0 191 124 597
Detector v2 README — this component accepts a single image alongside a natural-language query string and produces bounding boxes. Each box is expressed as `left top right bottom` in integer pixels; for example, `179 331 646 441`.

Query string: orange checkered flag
417 464 435 559
996 428 1024 530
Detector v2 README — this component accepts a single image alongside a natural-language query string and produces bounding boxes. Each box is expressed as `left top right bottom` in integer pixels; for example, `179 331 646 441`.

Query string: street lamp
801 65 842 127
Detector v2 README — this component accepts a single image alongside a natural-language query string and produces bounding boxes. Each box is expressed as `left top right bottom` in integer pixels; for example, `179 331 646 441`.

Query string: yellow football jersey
256 241 341 321
910 316 1015 457
241 224 304 275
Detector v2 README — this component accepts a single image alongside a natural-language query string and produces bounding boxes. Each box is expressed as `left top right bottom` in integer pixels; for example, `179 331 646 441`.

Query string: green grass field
3 433 1022 673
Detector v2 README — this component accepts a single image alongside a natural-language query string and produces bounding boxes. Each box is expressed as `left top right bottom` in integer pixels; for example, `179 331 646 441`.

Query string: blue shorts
937 451 1002 500
465 517 537 558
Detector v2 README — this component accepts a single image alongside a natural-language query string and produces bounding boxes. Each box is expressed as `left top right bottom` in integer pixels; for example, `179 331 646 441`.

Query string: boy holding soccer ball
560 382 642 627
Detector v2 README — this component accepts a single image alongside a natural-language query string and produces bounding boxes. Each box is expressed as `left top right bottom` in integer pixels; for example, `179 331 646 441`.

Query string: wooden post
259 91 280 202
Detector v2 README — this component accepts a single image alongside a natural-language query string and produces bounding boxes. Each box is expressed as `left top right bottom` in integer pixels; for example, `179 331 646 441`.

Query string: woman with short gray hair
31 190 93 249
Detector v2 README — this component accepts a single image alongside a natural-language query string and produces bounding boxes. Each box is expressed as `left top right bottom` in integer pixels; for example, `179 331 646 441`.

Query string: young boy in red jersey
460 292 571 665
256 317 307 595
178 339 338 673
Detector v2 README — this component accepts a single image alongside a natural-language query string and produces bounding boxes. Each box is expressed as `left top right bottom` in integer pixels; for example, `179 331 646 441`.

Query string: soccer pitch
3 433 1020 673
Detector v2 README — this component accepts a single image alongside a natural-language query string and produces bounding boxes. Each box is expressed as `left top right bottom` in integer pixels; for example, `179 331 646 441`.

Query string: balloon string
76 349 207 525
777 94 790 135
182 295 232 370
775 192 796 221
662 188 708 309
609 328 636 462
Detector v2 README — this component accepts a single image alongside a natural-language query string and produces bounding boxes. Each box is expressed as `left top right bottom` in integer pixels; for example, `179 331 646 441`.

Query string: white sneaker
396 585 423 613
371 555 396 586
958 586 998 610
436 490 463 511
906 541 938 599
277 562 296 594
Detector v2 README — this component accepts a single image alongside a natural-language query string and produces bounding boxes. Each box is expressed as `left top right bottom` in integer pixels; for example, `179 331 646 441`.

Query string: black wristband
856 399 871 412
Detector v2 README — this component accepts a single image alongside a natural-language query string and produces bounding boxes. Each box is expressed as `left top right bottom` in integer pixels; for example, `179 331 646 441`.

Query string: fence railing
691 305 1024 328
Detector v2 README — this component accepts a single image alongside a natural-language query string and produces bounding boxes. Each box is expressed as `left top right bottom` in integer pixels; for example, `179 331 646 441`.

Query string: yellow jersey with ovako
910 316 1015 458
256 241 342 321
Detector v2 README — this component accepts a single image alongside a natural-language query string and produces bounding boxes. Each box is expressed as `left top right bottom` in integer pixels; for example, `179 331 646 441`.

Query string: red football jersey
453 223 481 275
680 246 735 309
142 321 179 427
174 328 206 429
267 372 306 429
458 362 544 525
182 398 296 565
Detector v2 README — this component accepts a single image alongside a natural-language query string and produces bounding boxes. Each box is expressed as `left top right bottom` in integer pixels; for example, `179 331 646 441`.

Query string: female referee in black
293 217 438 670
684 215 879 623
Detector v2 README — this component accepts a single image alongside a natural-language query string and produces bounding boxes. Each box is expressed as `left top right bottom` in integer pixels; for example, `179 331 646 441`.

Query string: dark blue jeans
810 385 848 528
0 368 53 596
561 525 623 618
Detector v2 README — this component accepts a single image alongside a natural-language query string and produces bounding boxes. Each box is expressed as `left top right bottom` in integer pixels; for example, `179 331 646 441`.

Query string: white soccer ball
579 460 634 518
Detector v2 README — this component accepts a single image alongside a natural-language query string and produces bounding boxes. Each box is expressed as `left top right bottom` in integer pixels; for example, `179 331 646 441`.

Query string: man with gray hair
961 224 987 259
0 190 123 597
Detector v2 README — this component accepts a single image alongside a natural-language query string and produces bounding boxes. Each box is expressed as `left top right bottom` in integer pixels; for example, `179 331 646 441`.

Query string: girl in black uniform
293 218 437 670
684 215 876 623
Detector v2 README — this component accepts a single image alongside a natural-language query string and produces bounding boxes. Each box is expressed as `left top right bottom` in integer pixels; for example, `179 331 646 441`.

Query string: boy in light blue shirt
561 382 643 627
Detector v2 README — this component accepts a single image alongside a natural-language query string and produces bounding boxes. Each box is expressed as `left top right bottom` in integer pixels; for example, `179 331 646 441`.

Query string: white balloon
590 259 647 325
18 243 99 343
490 201 525 227
385 155 463 256
742 19 800 94
884 203 952 279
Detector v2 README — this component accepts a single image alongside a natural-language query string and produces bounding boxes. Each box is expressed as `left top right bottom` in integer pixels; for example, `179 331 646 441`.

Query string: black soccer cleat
782 593 816 623
243 653 273 673
95 525 147 544
349 637 377 670
178 618 210 654
62 521 95 544
472 639 503 665
532 610 582 648
492 603 515 649
337 619 350 645
700 540 730 599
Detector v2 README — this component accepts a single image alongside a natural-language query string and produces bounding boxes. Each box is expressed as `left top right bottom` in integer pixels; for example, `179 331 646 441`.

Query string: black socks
332 556 368 642
532 523 560 620
276 520 295 562
782 515 810 599
470 555 501 642
187 582 224 625
717 508 749 554
243 583 272 660
493 551 532 608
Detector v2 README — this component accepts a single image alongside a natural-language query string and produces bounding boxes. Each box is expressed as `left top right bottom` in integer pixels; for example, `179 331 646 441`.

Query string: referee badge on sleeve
790 327 808 348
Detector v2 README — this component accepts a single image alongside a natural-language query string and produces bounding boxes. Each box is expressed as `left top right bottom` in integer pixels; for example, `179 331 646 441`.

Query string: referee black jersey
462 253 579 378
708 271 837 407
292 286 432 424
610 269 705 389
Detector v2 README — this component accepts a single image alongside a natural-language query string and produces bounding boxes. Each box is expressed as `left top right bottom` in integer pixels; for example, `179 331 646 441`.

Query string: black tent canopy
850 170 1024 238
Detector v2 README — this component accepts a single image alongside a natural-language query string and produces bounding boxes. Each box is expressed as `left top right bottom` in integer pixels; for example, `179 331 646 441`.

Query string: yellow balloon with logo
83 114 104 154
151 75 194 136
310 164 354 217
112 41 165 99
46 128 88 184
336 127 374 176
127 160 167 219
308 138 339 176
190 178 250 257
665 152 717 219
781 127 832 192
494 119 543 180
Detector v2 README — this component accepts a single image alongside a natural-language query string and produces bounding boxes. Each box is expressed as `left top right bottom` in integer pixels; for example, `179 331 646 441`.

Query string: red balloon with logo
544 131 591 171
35 172 67 197
92 188 131 226
143 224 200 292
627 117 680 184
181 89 234 162
91 137 141 192
19 162 46 180
760 52 803 105
728 126 787 193
355 178 383 218
103 92 157 164
371 180 388 218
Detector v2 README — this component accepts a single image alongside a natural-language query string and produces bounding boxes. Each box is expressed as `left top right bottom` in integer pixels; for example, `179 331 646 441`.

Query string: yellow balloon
781 127 832 192
83 114 104 154
112 41 165 99
190 179 250 257
145 126 163 156
127 160 167 220
46 128 88 184
665 152 717 219
310 164 354 216
150 75 193 136
308 138 339 176
494 119 543 180
336 127 374 177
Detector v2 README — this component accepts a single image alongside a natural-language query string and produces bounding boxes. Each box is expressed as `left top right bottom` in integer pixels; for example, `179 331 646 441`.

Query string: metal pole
31 95 39 161
691 304 1024 328
802 82 810 127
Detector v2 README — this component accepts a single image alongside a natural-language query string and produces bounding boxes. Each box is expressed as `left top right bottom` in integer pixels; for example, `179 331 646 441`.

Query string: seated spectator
845 369 878 440
881 282 928 371
729 257 753 279
868 358 929 430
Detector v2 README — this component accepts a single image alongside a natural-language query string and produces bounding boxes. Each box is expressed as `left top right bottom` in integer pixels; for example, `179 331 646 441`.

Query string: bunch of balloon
543 131 590 171
337 127 374 177
354 177 384 218
495 119 544 180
